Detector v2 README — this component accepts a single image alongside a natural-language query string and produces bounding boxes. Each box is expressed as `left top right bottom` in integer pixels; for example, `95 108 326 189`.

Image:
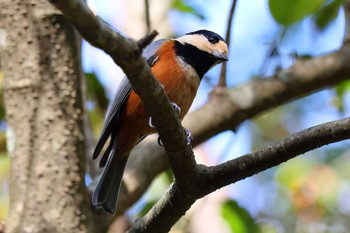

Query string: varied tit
92 29 229 215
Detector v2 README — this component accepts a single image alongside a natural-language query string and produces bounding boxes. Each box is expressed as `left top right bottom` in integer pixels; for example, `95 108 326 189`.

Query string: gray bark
0 1 95 232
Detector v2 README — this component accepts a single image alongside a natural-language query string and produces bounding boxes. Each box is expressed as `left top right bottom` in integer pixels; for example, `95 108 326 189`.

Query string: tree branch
218 0 238 87
129 117 350 233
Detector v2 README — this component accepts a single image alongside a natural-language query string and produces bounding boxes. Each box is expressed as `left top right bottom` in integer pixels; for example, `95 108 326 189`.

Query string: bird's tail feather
92 149 128 215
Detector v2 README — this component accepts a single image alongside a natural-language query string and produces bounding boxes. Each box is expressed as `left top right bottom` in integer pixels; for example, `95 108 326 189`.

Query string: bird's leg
148 102 181 128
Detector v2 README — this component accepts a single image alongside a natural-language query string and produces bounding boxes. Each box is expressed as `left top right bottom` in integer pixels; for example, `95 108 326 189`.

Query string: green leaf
138 200 157 217
334 79 350 111
314 0 343 30
85 73 109 112
172 0 205 19
221 200 259 233
269 0 327 26
336 79 350 100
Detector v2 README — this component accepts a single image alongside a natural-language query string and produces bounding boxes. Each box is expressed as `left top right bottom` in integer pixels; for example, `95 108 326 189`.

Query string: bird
92 29 229 215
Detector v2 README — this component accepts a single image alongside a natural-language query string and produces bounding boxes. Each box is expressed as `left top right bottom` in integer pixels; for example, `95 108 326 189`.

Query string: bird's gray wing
92 77 132 160
142 39 167 66
92 38 169 160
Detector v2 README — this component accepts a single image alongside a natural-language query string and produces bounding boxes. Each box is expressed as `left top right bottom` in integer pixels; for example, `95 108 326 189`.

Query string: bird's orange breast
116 41 200 156
152 40 200 119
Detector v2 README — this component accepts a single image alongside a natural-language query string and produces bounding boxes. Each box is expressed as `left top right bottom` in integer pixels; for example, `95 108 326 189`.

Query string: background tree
1 0 350 232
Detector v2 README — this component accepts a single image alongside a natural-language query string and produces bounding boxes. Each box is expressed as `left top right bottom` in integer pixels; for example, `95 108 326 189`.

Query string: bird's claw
171 102 181 116
157 128 192 147
148 102 182 128
185 128 192 145
148 116 155 128
157 137 164 147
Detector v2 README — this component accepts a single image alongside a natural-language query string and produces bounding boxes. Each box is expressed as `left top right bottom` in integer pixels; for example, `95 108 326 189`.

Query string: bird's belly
161 72 199 120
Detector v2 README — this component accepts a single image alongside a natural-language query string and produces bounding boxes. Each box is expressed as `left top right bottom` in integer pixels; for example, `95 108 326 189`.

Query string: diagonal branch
129 117 350 233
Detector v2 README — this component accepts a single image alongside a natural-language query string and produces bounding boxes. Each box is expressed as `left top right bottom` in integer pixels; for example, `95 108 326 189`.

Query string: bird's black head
174 30 228 78
186 30 225 45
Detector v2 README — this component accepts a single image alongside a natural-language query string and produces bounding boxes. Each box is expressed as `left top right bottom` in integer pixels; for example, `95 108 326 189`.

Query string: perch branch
129 117 350 232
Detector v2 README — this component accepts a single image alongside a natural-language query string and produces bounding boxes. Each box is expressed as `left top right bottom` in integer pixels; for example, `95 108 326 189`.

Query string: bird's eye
208 36 218 44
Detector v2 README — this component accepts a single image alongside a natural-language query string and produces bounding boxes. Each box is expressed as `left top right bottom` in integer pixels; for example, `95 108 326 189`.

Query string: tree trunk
0 1 94 232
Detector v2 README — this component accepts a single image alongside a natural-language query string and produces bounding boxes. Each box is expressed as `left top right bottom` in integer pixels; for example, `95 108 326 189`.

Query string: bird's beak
213 50 228 61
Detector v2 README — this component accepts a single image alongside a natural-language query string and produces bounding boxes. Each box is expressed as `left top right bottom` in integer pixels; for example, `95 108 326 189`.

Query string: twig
144 0 151 34
217 0 238 87
137 30 158 49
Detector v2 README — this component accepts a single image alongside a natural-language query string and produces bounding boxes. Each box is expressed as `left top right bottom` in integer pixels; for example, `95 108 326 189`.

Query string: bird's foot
157 128 192 147
148 102 181 128
185 128 193 145
157 136 164 147
148 116 155 128
171 102 181 116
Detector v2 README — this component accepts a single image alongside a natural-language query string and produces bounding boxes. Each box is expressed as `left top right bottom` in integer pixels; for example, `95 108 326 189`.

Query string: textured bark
0 1 93 232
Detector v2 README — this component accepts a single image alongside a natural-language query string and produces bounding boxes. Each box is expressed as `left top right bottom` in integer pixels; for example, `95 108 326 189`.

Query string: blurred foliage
171 0 205 19
85 73 109 137
314 0 343 29
269 0 343 30
85 73 109 113
0 154 9 220
0 70 7 221
221 200 260 233
0 71 5 121
269 0 327 26
334 79 350 111
138 200 158 217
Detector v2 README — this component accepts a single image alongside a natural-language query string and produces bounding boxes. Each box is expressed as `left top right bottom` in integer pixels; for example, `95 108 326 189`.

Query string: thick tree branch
129 117 350 233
